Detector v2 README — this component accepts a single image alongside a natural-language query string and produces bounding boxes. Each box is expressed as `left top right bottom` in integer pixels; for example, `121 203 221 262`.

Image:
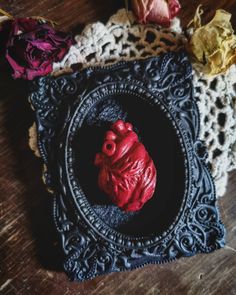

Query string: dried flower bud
131 0 181 26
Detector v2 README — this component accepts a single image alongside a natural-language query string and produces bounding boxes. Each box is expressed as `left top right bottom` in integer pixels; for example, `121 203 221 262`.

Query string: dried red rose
3 18 72 80
131 0 181 26
95 120 157 212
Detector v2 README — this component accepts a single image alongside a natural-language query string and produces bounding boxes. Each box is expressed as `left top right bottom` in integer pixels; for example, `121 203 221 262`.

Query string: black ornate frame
30 51 225 282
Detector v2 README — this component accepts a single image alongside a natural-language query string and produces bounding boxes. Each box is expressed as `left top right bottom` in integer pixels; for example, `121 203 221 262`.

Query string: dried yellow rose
188 6 236 75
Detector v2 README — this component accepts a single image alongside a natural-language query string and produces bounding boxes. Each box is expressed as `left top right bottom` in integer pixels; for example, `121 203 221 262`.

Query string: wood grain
0 1 236 294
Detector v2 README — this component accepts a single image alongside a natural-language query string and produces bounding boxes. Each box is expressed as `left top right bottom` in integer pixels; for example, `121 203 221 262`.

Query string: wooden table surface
0 0 236 294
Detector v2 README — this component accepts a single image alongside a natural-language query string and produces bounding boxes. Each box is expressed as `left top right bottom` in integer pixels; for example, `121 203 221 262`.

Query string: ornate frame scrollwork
30 51 225 282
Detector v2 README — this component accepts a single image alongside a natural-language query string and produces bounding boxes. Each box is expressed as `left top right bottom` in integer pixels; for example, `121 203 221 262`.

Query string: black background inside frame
73 93 185 237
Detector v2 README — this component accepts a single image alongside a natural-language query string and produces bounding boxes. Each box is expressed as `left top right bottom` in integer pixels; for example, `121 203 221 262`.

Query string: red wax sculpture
94 120 157 212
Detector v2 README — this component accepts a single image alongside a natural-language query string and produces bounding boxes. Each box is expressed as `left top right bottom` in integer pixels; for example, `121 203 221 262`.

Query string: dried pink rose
3 18 72 80
131 0 181 26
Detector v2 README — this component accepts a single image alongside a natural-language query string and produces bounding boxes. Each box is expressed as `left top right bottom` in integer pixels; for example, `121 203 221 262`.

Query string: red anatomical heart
94 120 157 212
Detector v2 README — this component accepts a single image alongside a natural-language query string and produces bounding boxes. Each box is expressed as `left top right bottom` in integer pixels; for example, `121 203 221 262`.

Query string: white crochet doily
53 9 236 197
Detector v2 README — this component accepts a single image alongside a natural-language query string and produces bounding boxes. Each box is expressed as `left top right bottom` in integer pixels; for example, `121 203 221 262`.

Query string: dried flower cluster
0 15 72 80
